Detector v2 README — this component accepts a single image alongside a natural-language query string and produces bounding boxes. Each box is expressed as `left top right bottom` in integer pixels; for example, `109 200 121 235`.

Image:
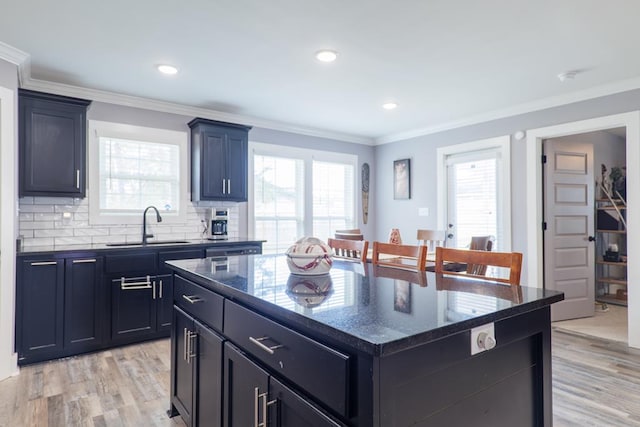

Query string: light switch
470 323 496 355
418 207 429 216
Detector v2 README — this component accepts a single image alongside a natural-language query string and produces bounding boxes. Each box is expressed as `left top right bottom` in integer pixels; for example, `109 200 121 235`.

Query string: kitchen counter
17 237 265 255
167 255 562 356
167 254 563 426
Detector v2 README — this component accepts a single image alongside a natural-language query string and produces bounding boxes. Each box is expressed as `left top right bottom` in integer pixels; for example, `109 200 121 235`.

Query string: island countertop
167 254 563 356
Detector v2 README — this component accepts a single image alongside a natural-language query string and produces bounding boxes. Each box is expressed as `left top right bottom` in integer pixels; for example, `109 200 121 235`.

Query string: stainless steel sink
105 240 189 247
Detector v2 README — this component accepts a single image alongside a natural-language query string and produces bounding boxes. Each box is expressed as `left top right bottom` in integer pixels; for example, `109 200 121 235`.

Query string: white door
445 148 508 251
543 140 595 321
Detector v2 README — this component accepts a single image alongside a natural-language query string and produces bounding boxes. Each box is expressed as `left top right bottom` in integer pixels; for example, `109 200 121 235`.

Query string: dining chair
434 273 523 303
327 238 369 263
334 228 364 241
434 247 523 285
372 264 427 287
371 241 427 271
468 235 495 274
416 229 446 253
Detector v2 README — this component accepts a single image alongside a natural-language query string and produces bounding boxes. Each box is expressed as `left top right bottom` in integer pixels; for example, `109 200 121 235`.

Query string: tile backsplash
18 196 240 248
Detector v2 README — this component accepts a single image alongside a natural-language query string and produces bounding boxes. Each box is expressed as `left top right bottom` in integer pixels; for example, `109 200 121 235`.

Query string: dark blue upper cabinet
189 118 251 202
19 89 91 198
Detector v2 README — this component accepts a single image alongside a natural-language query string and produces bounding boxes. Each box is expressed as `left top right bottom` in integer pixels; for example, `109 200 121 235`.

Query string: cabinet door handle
183 328 188 361
120 275 152 290
182 294 203 304
188 331 197 362
227 179 231 194
152 281 156 299
254 387 260 427
30 261 57 266
159 280 163 299
255 388 276 427
249 336 283 355
72 258 96 264
222 180 226 194
76 169 80 189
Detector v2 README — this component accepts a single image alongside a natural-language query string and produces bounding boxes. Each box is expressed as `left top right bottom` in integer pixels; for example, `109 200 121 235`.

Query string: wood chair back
371 241 427 271
435 247 523 285
334 228 364 241
468 235 495 274
327 238 369 263
416 229 446 252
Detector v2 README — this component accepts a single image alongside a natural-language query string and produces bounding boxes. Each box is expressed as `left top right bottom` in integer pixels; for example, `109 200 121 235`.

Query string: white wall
0 59 18 380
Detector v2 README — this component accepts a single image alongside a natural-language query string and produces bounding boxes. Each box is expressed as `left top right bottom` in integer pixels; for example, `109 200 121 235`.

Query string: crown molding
20 76 374 146
0 42 28 66
376 76 640 145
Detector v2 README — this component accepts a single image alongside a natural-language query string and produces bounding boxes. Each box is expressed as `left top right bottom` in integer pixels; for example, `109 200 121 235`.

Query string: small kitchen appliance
209 208 229 240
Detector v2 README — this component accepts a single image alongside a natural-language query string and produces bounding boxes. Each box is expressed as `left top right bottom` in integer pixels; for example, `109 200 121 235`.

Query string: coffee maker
209 208 229 240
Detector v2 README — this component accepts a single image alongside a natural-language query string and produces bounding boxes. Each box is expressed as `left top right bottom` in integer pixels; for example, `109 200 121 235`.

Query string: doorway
526 112 640 348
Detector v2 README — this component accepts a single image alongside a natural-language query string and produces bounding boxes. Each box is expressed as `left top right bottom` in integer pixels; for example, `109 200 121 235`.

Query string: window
249 142 357 254
89 121 188 224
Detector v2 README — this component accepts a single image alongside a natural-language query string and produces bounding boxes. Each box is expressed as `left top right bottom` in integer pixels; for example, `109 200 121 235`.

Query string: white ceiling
2 0 640 144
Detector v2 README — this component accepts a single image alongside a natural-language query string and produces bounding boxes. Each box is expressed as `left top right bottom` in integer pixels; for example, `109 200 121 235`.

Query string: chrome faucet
142 206 162 245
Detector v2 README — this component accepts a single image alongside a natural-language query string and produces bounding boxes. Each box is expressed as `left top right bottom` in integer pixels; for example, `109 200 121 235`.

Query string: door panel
543 140 595 321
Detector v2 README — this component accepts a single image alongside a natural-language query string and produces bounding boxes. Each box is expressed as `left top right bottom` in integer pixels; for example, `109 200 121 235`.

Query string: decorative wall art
393 159 410 199
362 163 370 224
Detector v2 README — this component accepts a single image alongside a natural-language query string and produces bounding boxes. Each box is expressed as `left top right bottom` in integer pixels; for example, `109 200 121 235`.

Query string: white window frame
436 135 511 251
88 120 189 225
248 141 358 240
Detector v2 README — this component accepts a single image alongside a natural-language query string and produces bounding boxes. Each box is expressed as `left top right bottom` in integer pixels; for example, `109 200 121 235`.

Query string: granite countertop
167 254 564 356
17 238 265 255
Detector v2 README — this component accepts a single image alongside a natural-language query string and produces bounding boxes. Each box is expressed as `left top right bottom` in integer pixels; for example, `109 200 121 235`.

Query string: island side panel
376 307 552 427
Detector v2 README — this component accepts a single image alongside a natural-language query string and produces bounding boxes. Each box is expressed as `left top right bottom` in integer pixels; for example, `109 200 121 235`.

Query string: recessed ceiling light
157 64 178 75
315 50 338 63
382 102 398 110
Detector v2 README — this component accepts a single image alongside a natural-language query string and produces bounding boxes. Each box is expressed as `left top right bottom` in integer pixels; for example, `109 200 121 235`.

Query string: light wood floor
2 331 640 426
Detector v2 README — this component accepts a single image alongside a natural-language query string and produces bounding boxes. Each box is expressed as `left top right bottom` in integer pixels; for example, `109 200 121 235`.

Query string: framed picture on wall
394 158 411 199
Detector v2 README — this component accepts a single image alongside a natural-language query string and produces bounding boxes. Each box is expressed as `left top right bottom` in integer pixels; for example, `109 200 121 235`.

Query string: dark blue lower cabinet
111 275 157 342
16 259 65 364
171 306 224 427
223 342 340 427
64 257 105 354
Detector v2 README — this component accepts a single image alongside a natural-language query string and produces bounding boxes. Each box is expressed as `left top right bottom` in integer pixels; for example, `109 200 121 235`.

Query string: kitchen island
167 255 563 426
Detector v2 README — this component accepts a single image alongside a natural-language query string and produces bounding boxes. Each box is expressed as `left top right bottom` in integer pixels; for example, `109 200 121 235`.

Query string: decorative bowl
286 274 334 308
285 237 333 275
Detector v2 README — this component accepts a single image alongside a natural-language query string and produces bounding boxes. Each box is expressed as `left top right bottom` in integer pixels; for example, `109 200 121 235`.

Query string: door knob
588 236 596 242
447 234 454 239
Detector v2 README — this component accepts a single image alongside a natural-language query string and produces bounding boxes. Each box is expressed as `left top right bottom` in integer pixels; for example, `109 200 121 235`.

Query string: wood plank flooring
0 340 185 427
1 330 640 426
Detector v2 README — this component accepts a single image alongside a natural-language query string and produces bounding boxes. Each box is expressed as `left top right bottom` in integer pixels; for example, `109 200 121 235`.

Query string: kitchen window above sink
88 120 189 225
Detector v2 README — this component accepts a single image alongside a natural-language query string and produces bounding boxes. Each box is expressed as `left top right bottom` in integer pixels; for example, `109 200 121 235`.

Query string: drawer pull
182 294 204 304
30 261 57 266
249 336 283 355
72 258 96 264
121 275 152 290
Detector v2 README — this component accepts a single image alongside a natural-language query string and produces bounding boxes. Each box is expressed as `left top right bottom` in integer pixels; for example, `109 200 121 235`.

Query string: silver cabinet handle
30 261 57 266
254 387 260 427
120 275 151 290
188 331 196 363
222 180 226 194
182 294 203 304
183 328 188 361
76 169 80 189
72 258 96 264
227 179 231 194
159 280 163 299
152 281 156 299
249 336 283 355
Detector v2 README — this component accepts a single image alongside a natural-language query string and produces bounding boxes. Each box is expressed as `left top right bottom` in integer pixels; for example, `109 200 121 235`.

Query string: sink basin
105 240 189 247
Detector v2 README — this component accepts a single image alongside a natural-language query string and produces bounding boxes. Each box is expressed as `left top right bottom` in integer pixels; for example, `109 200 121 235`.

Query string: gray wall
88 102 376 239
374 90 640 263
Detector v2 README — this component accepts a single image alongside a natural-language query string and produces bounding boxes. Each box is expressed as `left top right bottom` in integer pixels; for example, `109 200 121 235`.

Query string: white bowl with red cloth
285 237 333 275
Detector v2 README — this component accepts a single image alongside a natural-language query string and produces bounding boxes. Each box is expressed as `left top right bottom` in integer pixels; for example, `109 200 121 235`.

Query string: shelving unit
595 194 627 308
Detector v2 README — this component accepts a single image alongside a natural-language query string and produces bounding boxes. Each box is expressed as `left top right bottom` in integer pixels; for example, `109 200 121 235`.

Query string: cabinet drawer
105 253 157 274
174 275 224 332
224 301 350 417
